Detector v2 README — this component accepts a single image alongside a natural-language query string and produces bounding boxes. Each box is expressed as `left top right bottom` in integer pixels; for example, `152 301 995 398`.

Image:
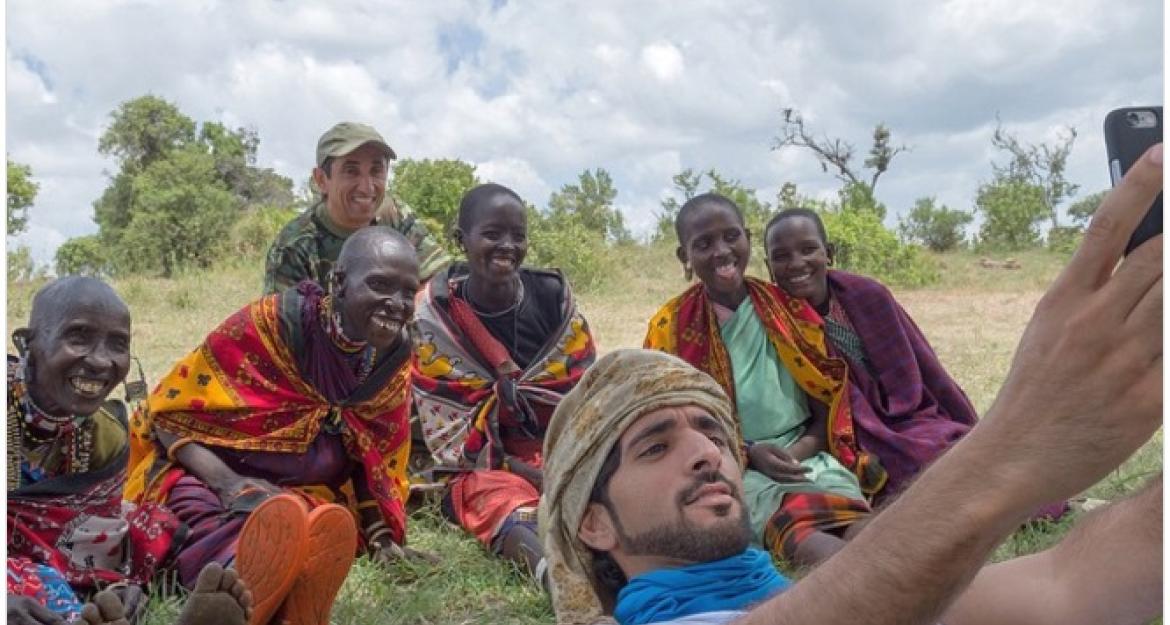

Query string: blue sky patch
437 21 485 75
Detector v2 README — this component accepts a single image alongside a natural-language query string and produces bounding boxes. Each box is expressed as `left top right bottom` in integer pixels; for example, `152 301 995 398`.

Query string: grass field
6 245 1162 625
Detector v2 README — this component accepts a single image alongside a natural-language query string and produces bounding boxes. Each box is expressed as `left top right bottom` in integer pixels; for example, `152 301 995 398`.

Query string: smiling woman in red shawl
764 209 978 502
7 277 182 625
644 194 885 568
126 227 422 625
413 183 596 587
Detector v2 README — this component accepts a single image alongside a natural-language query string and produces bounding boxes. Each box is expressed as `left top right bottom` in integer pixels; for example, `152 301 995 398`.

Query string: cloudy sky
6 0 1163 265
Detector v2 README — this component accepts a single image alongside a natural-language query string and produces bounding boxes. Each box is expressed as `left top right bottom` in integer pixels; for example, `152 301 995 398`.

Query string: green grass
6 246 1161 625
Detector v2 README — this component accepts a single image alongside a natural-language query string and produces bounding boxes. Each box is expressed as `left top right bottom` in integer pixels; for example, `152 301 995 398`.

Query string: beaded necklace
465 275 525 319
7 361 93 491
463 274 527 360
320 294 377 383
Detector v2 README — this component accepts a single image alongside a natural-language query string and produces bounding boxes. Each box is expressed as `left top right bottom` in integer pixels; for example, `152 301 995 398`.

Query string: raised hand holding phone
1104 106 1162 254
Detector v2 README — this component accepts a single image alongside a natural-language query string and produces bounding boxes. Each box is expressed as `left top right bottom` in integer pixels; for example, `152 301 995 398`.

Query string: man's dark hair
587 442 628 600
457 183 525 232
675 192 744 245
764 207 828 245
320 156 335 178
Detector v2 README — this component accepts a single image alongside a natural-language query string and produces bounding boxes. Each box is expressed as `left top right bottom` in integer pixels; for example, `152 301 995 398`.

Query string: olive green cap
315 122 396 167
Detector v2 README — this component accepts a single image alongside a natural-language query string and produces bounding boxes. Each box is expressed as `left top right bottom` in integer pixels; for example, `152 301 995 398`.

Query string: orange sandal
278 503 358 625
235 493 310 625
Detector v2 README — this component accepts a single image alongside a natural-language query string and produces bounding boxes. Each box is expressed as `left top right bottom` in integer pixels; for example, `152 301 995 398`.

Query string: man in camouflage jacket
263 122 452 294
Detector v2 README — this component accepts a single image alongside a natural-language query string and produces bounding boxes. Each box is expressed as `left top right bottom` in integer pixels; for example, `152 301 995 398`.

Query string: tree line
8 95 1107 288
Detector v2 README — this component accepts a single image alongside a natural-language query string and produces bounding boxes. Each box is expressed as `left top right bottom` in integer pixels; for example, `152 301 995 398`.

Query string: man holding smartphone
540 144 1163 625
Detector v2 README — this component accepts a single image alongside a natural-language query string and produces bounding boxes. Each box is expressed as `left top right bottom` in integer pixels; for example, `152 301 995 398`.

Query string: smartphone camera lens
1124 110 1158 128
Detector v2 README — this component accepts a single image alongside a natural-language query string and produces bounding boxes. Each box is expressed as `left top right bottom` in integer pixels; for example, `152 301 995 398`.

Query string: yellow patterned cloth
644 278 885 495
126 286 413 543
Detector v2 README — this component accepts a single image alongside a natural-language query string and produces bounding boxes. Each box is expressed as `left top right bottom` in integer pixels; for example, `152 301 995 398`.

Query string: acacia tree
990 120 1079 231
773 108 907 218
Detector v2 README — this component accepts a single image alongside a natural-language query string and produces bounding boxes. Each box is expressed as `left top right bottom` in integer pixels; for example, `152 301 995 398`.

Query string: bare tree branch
774 108 908 194
774 108 862 186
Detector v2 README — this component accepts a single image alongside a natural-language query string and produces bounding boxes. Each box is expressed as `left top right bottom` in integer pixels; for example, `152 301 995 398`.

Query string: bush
391 158 479 256
975 179 1048 250
898 197 972 252
55 235 112 277
228 204 300 257
838 182 888 220
111 146 240 276
525 209 617 292
821 209 938 287
1046 226 1082 255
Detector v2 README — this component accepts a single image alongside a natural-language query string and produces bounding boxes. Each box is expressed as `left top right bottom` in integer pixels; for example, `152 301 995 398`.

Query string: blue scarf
614 548 790 625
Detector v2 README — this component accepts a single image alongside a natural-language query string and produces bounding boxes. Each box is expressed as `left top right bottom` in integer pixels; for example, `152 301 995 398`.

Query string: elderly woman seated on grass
413 183 597 589
644 193 886 569
126 227 434 625
762 208 978 502
7 277 251 625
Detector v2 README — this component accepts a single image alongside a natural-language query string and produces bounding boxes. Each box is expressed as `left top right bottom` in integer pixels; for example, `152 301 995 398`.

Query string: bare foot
78 591 129 625
177 562 253 625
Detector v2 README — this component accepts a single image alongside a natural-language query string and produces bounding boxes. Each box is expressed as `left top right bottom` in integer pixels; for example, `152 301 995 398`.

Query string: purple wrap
826 270 977 501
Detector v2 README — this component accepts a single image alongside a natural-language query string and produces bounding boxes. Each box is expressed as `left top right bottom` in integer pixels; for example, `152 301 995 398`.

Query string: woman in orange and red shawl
413 183 596 586
644 193 885 568
126 227 423 625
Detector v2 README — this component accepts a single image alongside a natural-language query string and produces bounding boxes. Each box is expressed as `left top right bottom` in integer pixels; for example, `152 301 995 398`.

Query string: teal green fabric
720 299 864 541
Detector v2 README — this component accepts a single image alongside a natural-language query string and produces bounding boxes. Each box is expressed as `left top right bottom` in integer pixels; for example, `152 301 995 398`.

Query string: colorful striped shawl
644 277 885 495
126 286 412 544
412 267 597 471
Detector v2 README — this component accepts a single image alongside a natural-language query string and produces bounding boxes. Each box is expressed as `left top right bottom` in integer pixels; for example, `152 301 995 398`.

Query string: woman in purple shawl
762 208 976 502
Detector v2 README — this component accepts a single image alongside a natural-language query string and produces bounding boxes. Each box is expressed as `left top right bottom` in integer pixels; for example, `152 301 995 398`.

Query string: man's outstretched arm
946 474 1162 625
736 143 1164 625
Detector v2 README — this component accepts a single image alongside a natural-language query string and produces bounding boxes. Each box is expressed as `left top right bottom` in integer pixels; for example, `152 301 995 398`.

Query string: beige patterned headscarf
539 348 743 625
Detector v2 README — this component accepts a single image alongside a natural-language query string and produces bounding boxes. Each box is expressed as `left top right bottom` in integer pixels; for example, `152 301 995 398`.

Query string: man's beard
609 470 753 563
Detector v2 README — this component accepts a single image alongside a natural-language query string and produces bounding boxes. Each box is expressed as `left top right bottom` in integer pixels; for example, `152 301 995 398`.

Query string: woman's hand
748 443 811 484
213 476 282 509
7 595 65 625
368 535 441 566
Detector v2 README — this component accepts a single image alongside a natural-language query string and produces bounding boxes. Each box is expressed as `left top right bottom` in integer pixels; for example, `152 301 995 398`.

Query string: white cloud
640 42 685 82
475 156 552 205
4 0 1161 268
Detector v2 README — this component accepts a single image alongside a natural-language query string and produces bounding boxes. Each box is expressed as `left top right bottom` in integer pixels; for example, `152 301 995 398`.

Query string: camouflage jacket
263 199 452 294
